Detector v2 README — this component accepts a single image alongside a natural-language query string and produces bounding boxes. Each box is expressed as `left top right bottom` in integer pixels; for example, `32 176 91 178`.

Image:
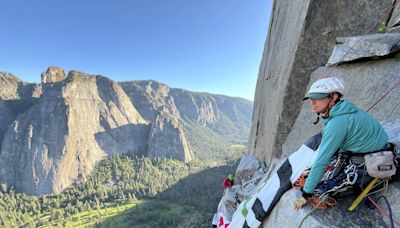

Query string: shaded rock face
147 113 192 161
0 86 69 195
0 72 41 145
249 0 393 164
0 73 21 145
388 1 400 28
0 71 148 195
120 81 193 160
41 67 67 83
0 100 15 146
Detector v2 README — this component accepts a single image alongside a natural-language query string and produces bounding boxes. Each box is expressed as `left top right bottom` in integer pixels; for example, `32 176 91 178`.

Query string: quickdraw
322 156 344 180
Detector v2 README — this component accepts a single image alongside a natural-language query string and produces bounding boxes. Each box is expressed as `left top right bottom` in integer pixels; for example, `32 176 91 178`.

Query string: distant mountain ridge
0 67 252 195
120 80 252 145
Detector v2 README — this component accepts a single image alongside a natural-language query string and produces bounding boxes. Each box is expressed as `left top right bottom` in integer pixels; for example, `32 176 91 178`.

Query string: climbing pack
365 151 397 178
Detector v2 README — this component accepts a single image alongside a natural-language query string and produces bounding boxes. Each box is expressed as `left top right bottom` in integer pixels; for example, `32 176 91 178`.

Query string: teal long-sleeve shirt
303 100 388 193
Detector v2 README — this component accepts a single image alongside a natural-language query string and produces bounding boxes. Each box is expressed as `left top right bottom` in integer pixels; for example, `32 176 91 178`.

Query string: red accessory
223 178 233 189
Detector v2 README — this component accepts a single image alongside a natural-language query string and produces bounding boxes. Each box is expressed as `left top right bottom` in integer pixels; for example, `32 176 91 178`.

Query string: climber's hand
294 196 308 210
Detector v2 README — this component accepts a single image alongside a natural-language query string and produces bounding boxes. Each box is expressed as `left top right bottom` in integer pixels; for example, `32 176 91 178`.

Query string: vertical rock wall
249 0 393 164
0 71 149 195
283 59 400 156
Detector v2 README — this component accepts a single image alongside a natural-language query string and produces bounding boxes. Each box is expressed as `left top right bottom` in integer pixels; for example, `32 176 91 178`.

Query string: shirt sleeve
303 116 347 193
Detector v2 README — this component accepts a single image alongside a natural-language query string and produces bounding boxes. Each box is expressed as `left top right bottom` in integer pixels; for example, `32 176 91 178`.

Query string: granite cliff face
0 71 148 195
0 72 41 146
169 89 252 142
147 113 192 161
0 70 252 195
248 0 394 164
120 81 253 160
242 0 400 226
119 80 193 160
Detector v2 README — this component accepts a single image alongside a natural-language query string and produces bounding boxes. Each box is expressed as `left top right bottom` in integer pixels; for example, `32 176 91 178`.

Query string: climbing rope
297 193 336 228
368 196 400 227
355 197 382 227
309 195 337 210
366 79 400 112
355 195 397 228
375 196 395 228
365 178 389 197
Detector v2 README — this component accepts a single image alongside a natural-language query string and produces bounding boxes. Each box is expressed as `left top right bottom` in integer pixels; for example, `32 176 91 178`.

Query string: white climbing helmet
303 76 345 100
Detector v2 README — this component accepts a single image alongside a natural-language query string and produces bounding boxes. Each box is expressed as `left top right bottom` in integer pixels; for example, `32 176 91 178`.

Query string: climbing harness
293 159 353 213
295 148 399 228
295 155 361 199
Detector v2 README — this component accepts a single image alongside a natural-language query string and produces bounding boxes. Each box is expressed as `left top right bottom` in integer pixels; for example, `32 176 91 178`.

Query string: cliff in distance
0 68 252 195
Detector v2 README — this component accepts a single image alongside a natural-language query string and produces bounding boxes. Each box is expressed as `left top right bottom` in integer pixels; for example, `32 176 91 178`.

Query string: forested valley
0 152 240 227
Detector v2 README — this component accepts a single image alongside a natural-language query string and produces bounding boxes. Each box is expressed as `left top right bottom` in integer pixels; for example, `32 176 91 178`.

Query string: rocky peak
169 89 220 126
41 67 67 83
120 80 180 121
0 72 21 100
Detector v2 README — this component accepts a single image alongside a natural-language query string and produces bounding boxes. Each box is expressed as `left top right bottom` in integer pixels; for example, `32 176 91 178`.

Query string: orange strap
292 174 307 188
309 196 337 210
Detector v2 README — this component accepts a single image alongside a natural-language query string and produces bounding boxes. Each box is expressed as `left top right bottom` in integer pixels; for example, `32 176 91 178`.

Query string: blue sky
0 0 271 100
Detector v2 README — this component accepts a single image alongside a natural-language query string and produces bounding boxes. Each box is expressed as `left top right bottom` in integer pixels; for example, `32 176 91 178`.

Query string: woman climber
294 76 389 209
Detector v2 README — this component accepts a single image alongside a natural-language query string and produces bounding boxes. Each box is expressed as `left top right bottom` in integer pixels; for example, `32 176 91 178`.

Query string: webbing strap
342 143 395 157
